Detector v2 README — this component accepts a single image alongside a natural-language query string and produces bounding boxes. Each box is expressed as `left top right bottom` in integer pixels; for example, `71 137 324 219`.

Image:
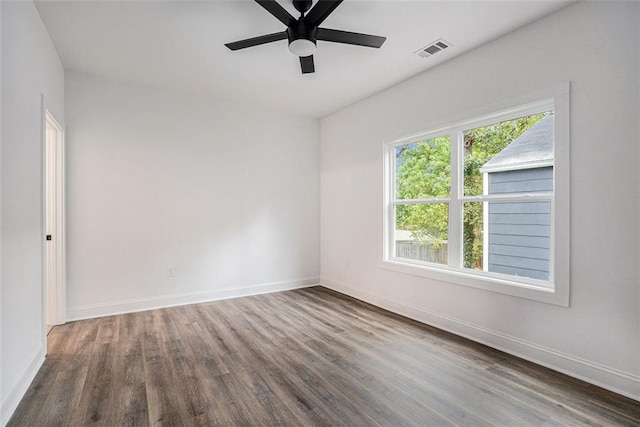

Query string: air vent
415 39 451 58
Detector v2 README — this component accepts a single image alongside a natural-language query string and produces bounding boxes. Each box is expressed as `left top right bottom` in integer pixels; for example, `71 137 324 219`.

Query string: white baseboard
67 277 320 321
1 344 46 426
320 277 640 402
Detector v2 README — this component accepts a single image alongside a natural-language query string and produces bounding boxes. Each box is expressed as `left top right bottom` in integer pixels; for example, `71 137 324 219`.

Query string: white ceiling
35 0 572 118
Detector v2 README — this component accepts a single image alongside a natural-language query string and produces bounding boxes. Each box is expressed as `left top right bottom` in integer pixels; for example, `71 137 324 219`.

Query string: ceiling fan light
289 38 316 57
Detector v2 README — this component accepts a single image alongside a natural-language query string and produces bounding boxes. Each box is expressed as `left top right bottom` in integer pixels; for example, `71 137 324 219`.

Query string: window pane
395 136 451 200
463 201 551 281
462 202 484 270
394 203 448 265
463 112 553 196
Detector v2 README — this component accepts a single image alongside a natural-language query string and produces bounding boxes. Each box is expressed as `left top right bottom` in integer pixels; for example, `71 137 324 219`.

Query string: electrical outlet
167 266 176 277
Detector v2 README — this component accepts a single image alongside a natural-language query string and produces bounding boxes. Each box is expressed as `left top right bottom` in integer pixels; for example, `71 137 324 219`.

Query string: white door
44 110 65 332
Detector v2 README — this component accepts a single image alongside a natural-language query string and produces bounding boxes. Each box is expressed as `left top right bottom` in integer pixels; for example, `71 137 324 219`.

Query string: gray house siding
489 167 553 194
487 166 552 280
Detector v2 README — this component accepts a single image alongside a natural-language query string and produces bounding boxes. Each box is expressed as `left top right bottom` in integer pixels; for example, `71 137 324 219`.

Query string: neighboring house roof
480 114 554 173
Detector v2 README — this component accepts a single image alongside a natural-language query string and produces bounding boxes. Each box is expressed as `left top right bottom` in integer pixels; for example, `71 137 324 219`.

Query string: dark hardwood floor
8 286 640 426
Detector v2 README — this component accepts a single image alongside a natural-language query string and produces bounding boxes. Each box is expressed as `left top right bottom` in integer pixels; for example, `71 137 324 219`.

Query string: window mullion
387 144 396 259
448 129 462 268
392 198 451 205
459 193 554 202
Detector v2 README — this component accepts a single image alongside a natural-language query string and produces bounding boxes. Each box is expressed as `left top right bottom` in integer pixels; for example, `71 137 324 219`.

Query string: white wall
65 72 320 320
320 1 640 400
1 1 65 424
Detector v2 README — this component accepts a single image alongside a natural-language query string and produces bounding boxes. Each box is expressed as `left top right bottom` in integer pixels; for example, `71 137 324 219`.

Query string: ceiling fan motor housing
287 19 317 56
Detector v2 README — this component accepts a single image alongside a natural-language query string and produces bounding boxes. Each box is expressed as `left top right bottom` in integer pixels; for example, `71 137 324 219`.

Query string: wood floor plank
140 309 194 426
95 315 120 344
113 338 149 427
67 342 117 425
8 286 640 426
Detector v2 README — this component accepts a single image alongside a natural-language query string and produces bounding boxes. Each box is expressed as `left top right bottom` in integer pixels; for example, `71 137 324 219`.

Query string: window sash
387 102 556 284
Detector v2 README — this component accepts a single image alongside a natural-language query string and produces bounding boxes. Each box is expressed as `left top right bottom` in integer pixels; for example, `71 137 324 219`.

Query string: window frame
381 84 570 306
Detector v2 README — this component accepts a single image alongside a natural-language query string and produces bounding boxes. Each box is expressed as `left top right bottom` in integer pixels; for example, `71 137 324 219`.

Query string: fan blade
305 0 343 28
300 55 315 74
255 0 296 27
317 28 386 48
225 31 288 51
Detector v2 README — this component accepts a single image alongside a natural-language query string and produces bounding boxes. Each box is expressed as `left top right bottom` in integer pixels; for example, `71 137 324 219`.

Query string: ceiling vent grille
416 39 451 58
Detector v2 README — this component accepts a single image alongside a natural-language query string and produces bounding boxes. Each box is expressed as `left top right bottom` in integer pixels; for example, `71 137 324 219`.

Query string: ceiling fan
225 0 386 74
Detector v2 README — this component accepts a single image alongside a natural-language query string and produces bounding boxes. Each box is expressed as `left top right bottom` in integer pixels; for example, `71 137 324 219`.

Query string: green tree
395 136 450 244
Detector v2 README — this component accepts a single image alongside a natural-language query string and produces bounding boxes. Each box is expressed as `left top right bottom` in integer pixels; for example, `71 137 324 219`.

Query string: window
383 85 570 305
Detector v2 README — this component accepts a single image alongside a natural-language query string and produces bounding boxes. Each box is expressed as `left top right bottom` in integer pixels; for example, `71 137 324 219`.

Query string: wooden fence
396 241 448 264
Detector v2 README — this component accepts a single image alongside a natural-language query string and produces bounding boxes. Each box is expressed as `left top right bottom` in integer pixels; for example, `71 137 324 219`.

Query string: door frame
42 99 66 337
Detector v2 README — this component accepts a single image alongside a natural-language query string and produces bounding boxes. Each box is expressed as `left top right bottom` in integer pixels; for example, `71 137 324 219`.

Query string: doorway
44 109 65 334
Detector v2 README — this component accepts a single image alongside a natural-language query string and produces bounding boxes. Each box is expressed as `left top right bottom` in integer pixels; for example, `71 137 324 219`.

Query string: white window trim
381 83 570 306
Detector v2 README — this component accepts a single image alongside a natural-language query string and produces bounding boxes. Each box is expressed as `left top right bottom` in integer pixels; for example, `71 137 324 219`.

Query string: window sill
380 258 569 306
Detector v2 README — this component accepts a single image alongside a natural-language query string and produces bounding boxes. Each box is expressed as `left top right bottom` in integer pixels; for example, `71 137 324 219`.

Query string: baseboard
1 344 46 426
320 277 640 402
67 277 319 321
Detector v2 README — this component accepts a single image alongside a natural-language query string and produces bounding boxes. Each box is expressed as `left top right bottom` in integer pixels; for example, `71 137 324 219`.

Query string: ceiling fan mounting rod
293 0 312 16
